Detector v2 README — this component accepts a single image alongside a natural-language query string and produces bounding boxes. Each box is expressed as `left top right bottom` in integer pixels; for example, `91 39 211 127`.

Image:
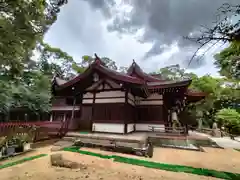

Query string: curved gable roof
127 60 164 82
55 55 145 90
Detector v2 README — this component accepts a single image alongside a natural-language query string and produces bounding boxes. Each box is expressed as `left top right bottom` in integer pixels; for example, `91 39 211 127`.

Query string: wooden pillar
163 92 172 129
63 113 66 122
50 113 53 122
78 93 83 130
91 92 96 132
124 89 129 134
68 87 77 133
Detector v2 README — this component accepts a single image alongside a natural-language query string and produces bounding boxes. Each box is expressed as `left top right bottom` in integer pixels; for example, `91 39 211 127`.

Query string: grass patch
63 147 240 180
78 132 89 134
64 147 112 159
234 149 240 152
0 154 48 170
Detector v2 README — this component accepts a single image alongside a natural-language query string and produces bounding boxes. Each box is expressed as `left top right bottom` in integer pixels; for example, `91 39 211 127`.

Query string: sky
44 0 238 77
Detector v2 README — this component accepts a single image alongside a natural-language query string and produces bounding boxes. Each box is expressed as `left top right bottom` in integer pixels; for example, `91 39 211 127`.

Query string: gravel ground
0 145 239 180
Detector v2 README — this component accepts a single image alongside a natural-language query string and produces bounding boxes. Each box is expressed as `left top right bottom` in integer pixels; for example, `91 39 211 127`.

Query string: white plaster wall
82 91 164 105
95 98 125 103
127 93 135 106
139 100 163 105
135 93 163 105
127 123 135 133
51 106 80 111
96 91 125 98
147 93 163 100
92 123 124 133
135 124 165 131
83 91 126 104
128 93 134 101
82 99 93 104
83 92 94 98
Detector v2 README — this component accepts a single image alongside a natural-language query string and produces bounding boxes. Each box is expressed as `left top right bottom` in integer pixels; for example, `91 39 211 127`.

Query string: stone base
212 129 221 137
24 143 32 151
50 153 87 169
51 141 75 152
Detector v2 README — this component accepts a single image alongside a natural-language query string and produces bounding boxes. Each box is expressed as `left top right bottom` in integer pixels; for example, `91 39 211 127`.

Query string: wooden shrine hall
51 54 206 134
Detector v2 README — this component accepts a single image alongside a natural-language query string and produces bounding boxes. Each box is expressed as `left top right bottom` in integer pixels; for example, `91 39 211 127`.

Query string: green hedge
63 147 240 180
0 154 47 169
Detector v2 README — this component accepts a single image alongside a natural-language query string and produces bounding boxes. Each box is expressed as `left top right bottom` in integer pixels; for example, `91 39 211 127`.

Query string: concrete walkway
210 137 240 149
189 131 240 149
235 137 240 142
188 131 211 138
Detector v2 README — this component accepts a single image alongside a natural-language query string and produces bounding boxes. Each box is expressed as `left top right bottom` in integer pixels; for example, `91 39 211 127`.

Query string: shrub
215 108 240 135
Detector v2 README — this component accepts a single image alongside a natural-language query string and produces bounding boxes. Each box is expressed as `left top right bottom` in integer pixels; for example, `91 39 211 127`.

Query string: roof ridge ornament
94 53 101 65
94 53 107 67
132 59 136 67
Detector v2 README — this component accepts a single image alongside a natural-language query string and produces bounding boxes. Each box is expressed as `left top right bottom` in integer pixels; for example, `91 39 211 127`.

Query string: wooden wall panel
136 105 164 124
93 103 125 123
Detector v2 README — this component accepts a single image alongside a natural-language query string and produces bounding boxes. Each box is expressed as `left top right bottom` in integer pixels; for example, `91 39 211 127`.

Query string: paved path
235 137 240 142
189 131 240 149
210 137 240 149
188 131 211 138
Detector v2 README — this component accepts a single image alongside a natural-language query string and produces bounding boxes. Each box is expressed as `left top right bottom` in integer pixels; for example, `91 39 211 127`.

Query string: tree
215 108 240 135
0 72 51 114
155 64 193 80
187 3 240 80
72 55 122 73
214 41 240 79
187 3 240 46
0 0 69 114
37 42 76 79
154 64 239 128
0 0 67 78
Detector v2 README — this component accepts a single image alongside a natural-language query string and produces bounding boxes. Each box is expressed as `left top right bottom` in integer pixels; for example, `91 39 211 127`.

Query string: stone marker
50 153 87 169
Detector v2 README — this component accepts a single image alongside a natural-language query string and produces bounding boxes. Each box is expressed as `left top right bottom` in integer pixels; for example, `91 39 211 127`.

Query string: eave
147 79 192 89
185 89 207 103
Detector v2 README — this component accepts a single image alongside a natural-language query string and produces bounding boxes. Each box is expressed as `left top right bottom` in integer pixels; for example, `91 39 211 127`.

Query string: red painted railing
0 121 68 142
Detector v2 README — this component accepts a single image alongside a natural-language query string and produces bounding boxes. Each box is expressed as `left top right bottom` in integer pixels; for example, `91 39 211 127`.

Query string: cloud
44 0 234 77
44 0 152 69
83 0 238 68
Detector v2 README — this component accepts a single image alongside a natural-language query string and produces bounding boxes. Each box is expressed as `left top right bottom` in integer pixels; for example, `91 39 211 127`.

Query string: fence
0 121 67 142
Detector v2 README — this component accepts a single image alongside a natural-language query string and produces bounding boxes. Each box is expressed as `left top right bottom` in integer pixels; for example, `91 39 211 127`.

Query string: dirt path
80 147 240 174
0 144 239 180
0 151 220 180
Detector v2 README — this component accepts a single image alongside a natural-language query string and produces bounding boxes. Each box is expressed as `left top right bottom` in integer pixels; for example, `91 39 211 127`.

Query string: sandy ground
0 145 239 180
79 147 240 173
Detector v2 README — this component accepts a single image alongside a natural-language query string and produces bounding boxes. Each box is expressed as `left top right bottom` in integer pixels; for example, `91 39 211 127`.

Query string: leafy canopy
215 108 240 134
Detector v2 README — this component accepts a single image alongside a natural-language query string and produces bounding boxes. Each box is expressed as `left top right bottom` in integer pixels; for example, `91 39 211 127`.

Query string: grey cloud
169 50 207 69
143 42 166 60
83 0 239 68
45 0 107 56
82 0 116 17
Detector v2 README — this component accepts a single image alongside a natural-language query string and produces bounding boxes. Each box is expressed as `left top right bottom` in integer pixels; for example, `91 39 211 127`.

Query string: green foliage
37 42 76 79
155 64 186 80
0 0 67 78
215 108 240 135
0 0 69 114
71 55 121 73
214 41 240 79
0 73 51 113
154 65 240 128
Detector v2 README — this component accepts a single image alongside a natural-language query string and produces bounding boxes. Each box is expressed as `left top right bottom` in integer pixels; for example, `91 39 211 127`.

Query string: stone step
51 140 75 152
62 136 76 142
